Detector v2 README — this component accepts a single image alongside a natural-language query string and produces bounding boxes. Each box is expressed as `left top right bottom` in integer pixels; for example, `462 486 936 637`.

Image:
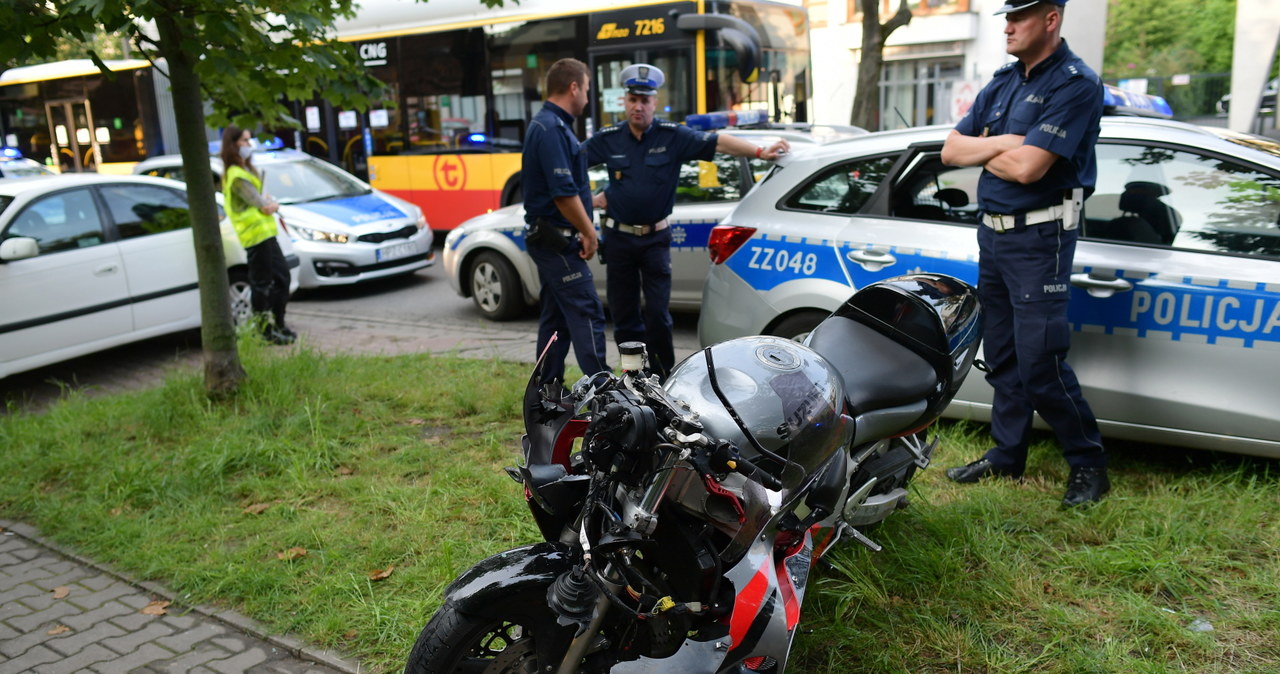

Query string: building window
879 58 962 130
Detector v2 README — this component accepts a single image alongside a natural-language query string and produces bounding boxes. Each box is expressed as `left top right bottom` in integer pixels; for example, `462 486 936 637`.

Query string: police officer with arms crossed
585 64 789 378
940 0 1109 507
523 58 611 387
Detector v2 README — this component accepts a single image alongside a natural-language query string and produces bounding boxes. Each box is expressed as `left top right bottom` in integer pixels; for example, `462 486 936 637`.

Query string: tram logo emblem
433 155 467 191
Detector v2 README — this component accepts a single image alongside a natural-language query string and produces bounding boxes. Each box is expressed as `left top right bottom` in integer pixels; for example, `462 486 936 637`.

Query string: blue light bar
1103 84 1173 119
467 133 487 143
685 109 770 130
1 147 21 159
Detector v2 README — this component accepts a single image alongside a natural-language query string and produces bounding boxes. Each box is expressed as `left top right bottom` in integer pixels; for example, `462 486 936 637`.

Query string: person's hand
263 202 280 215
761 139 791 160
995 134 1025 153
578 231 598 260
592 192 608 210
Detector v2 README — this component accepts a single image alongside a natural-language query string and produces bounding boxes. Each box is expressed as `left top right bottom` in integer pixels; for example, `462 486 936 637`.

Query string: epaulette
595 124 624 135
994 62 1017 77
658 120 681 129
1062 60 1099 83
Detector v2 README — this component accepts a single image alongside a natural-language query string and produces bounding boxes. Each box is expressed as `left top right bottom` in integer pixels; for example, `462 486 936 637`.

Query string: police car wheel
227 267 253 328
470 251 527 321
768 310 828 343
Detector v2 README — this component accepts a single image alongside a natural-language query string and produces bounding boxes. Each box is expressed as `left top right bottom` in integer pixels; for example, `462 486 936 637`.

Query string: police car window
894 156 981 224
782 155 895 215
3 189 105 254
100 184 192 240
675 155 746 204
1087 144 1280 257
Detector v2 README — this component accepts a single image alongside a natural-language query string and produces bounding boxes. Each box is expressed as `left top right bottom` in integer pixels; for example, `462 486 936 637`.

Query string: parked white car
442 125 865 320
0 173 298 379
134 148 433 288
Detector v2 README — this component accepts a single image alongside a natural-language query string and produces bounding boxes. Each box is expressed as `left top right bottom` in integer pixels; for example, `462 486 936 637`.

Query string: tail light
707 225 756 264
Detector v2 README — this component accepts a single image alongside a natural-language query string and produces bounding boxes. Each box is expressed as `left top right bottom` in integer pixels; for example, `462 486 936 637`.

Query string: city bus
323 0 812 231
0 59 177 175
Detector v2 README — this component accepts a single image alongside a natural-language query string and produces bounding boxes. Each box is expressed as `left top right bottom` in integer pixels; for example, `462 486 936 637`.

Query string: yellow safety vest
224 164 278 249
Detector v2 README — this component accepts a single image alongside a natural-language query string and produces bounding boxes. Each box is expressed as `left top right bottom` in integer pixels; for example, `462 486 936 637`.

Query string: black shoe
945 457 1023 484
264 329 296 346
1062 466 1110 507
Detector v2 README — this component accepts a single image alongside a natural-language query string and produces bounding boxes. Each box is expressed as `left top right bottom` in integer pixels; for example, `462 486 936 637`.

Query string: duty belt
981 205 1065 233
605 218 669 236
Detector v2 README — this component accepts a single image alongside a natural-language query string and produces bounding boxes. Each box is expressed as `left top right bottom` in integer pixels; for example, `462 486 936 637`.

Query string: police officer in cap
940 0 1109 507
585 63 789 378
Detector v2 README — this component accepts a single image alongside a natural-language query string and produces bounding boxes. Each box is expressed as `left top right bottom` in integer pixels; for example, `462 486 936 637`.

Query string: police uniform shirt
955 40 1103 215
523 101 592 227
585 119 719 225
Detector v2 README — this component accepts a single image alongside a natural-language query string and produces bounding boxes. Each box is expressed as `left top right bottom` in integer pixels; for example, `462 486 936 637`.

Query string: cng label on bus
433 155 467 191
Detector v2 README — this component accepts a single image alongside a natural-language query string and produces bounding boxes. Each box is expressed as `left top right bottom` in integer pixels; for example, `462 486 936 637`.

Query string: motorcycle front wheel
404 589 576 674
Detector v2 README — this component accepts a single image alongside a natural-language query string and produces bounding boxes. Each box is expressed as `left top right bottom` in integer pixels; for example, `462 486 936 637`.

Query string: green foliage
1104 0 1235 79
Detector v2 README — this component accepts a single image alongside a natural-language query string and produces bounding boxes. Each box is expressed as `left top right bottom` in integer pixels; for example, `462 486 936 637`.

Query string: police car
698 89 1280 457
134 145 433 289
0 147 55 179
443 119 866 320
0 173 299 379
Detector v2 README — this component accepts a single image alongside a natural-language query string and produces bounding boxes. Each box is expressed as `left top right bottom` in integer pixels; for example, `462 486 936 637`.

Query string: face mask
239 145 253 160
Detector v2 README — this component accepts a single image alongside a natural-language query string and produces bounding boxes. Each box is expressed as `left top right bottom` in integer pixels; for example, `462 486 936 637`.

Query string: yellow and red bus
323 0 812 232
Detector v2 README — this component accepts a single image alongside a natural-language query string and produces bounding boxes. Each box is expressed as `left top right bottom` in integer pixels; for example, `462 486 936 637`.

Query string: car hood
281 191 414 232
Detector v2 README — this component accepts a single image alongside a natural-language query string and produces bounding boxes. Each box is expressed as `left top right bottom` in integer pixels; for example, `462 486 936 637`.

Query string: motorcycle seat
806 316 938 416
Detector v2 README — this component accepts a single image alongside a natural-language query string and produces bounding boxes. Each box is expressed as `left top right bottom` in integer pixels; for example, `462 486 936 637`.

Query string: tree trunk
851 0 913 130
154 14 246 397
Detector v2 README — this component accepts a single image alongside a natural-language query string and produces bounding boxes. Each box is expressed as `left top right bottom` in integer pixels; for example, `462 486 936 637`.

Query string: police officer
522 58 610 386
940 0 1109 507
585 63 789 377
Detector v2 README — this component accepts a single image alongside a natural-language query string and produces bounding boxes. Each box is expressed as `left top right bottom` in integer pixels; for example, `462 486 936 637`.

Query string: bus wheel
500 174 523 207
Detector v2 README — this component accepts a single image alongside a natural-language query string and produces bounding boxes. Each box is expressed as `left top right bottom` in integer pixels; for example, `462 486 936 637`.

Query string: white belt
608 218 669 236
981 205 1065 232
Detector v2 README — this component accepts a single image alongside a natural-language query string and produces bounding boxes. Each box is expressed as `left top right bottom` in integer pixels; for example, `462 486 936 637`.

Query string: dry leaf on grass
47 624 71 636
342 629 359 640
336 466 354 476
51 586 70 599
242 502 273 515
277 547 308 561
141 600 170 616
369 565 395 581
406 418 428 426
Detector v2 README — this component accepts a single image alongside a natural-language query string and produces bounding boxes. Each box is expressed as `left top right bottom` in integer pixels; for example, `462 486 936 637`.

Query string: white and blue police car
698 87 1280 457
0 147 55 179
134 143 433 289
442 115 866 320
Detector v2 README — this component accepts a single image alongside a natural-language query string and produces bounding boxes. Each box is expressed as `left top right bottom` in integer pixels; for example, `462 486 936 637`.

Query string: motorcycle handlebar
726 453 784 491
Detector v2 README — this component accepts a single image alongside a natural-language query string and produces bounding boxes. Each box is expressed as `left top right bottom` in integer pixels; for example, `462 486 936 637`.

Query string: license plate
376 241 417 262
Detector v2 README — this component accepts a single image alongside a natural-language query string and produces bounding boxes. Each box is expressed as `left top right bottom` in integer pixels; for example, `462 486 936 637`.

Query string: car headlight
289 224 350 244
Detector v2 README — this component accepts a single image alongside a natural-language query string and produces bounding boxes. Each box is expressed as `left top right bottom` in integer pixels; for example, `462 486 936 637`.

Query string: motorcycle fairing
723 530 813 671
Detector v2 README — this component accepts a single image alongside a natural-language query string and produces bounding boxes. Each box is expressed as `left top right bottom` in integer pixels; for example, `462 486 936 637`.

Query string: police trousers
526 236 610 386
604 226 674 377
977 222 1106 470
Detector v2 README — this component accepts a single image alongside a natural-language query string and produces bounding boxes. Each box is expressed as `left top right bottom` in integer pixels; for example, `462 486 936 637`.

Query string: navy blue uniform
584 119 718 376
523 101 609 385
955 40 1106 471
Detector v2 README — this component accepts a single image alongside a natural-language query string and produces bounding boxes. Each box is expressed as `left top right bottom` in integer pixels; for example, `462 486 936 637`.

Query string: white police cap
993 0 1065 14
620 63 664 96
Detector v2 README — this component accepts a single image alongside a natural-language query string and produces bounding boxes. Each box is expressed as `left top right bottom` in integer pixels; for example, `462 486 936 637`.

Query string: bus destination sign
589 2 696 47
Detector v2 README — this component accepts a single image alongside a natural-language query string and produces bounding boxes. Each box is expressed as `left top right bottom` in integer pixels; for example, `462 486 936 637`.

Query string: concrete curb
0 519 364 674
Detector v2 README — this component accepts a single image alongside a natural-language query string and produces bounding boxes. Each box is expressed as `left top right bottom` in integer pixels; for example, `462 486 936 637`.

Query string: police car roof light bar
1102 84 1174 119
0 147 22 159
686 109 770 131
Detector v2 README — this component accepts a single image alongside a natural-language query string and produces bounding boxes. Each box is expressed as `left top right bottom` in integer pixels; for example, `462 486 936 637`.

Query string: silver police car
443 125 864 320
699 109 1280 457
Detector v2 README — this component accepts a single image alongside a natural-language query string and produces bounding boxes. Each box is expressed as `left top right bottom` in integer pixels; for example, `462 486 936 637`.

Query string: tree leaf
47 624 72 635
277 547 308 561
242 502 274 515
141 600 170 616
51 586 70 599
368 565 394 581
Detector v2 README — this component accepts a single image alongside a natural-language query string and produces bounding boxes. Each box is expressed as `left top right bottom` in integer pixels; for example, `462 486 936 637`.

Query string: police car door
1071 140 1280 453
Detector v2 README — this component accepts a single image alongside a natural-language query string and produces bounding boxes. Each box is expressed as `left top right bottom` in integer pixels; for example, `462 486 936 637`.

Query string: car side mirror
0 237 39 262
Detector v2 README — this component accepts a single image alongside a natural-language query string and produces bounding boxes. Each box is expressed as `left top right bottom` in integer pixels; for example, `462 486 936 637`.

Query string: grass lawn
2 344 1277 673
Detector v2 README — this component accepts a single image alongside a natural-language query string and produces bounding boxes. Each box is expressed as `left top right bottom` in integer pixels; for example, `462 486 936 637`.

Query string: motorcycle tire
403 589 575 674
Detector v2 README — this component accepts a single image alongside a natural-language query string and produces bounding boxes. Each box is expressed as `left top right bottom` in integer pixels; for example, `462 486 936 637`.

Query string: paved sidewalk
0 522 357 674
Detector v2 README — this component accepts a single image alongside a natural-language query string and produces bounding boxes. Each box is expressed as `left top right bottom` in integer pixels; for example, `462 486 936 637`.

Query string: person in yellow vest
220 125 295 345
